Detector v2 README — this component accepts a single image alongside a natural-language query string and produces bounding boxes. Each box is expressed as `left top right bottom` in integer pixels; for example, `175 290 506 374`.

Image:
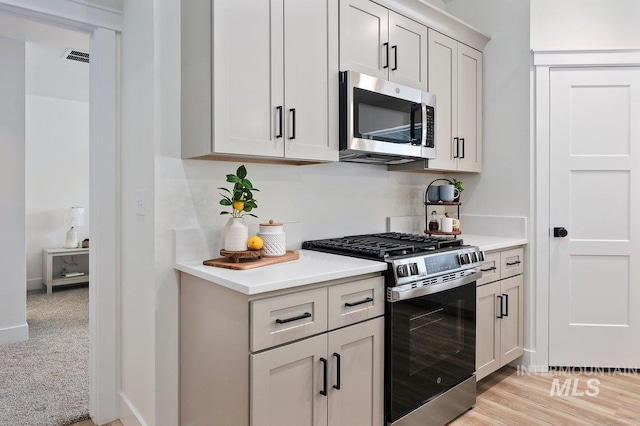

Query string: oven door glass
353 87 424 145
386 282 476 422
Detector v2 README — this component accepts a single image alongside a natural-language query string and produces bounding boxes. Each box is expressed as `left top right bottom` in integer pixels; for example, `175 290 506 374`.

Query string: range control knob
478 251 485 262
470 252 478 263
458 253 470 265
397 264 408 278
409 263 419 276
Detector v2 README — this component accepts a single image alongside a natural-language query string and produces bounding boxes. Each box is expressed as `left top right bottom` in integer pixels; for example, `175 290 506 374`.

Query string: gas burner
302 233 462 260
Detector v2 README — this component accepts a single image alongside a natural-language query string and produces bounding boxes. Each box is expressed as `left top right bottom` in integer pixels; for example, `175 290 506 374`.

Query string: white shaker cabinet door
339 0 389 79
251 334 328 426
388 11 428 91
327 317 384 426
427 29 458 171
284 0 338 162
456 43 482 173
213 0 284 157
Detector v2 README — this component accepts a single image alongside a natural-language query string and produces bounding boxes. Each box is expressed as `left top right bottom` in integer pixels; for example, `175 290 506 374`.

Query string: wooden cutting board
203 250 299 270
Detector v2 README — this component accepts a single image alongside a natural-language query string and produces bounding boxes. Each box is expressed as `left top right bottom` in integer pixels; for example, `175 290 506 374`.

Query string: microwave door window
354 88 422 145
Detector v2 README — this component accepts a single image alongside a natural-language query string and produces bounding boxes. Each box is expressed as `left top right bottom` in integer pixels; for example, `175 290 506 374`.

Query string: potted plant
219 165 259 251
452 178 464 202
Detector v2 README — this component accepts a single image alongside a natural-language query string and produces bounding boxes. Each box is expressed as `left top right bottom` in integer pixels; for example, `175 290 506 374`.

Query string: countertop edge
460 234 528 252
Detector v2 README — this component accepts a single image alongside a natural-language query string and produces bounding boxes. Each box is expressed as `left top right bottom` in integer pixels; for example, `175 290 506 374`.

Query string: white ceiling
0 11 90 102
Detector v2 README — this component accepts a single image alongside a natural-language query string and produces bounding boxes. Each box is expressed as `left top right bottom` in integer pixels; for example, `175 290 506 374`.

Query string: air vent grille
62 48 89 64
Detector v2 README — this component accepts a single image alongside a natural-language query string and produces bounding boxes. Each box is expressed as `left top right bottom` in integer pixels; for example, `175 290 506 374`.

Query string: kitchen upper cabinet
339 0 428 91
181 0 338 162
427 29 482 172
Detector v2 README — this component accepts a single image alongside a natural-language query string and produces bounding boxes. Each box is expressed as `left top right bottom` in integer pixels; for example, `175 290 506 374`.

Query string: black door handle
320 357 328 396
333 353 341 390
453 137 459 158
275 312 311 324
460 138 465 159
276 106 283 138
554 227 568 238
383 42 389 69
503 293 509 317
345 297 373 307
481 266 497 272
289 108 296 140
392 45 398 71
497 295 503 319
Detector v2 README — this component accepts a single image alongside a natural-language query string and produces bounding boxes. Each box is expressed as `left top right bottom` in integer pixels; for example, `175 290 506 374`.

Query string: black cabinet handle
275 312 311 324
554 227 568 238
392 45 398 70
276 106 283 138
460 137 465 159
503 294 509 317
333 353 341 390
497 295 503 319
481 266 497 272
383 42 389 69
345 297 373 307
453 137 459 158
289 108 296 140
506 261 521 266
320 357 328 396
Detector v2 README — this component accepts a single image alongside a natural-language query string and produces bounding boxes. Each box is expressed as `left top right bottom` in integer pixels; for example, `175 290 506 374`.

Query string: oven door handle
387 270 481 302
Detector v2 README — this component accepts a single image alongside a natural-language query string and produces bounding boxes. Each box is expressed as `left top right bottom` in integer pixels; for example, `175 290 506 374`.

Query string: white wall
25 95 89 289
531 0 640 51
0 37 27 346
119 0 156 423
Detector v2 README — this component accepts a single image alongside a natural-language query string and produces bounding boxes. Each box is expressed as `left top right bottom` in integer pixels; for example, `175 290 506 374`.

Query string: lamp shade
66 207 85 228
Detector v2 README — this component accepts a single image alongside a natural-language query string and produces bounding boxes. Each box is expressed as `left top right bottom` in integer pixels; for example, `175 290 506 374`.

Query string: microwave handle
421 104 427 147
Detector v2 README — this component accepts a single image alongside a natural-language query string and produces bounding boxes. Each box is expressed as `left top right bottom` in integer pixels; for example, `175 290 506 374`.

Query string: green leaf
246 213 258 218
241 179 253 190
246 201 257 208
220 211 230 215
237 165 247 179
218 187 231 193
219 199 232 206
226 174 240 183
244 205 253 212
245 190 253 200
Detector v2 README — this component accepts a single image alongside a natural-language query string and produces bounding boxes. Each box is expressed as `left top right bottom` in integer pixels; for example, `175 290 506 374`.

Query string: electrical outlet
135 190 145 216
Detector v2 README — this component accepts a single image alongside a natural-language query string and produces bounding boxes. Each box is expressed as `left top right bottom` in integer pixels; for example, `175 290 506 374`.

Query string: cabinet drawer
501 247 524 279
476 252 501 286
251 288 328 352
328 276 384 330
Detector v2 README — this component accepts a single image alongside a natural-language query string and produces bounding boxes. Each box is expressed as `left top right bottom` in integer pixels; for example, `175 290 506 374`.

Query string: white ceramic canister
258 219 286 257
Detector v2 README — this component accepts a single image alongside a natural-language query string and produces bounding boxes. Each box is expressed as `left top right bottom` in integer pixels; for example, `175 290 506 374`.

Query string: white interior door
549 67 640 367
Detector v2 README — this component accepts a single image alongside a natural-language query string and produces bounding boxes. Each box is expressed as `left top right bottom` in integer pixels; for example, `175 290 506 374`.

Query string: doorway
0 1 120 424
534 50 640 370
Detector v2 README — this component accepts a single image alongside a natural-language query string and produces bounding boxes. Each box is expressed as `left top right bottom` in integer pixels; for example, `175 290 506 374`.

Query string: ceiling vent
62 48 89 64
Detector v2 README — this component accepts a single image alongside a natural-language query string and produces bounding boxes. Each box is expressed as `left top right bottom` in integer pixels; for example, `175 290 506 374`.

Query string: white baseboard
119 392 146 426
0 323 29 346
27 278 45 291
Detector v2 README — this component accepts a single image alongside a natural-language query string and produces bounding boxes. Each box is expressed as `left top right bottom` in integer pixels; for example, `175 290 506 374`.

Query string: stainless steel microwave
339 71 436 165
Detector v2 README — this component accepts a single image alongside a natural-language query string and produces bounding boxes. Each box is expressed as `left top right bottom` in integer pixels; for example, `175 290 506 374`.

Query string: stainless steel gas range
302 233 484 426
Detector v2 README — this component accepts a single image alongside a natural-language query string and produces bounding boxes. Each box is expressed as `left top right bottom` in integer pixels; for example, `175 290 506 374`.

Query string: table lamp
64 207 85 248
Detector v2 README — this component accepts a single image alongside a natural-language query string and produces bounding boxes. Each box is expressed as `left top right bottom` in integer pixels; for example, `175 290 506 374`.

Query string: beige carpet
0 285 90 426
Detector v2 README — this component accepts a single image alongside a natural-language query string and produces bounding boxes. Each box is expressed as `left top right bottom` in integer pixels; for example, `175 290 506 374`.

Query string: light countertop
460 234 527 252
175 249 388 295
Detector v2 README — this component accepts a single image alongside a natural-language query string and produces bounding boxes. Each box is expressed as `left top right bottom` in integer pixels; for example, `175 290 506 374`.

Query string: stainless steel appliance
339 71 436 164
302 233 483 426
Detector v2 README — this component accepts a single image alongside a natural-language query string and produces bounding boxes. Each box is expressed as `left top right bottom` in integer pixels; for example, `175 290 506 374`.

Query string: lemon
247 236 264 250
233 201 244 211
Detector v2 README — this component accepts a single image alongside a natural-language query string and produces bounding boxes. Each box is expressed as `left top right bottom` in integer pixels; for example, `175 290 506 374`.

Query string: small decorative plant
218 165 259 218
452 178 464 195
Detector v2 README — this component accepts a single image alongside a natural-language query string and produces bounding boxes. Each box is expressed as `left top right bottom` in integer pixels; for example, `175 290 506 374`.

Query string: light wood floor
69 366 640 426
451 366 640 425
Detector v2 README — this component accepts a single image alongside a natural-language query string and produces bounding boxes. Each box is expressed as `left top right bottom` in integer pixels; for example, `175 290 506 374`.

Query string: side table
42 247 90 294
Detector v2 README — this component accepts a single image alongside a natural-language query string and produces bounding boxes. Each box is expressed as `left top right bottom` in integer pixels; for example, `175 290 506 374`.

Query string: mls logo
549 378 600 397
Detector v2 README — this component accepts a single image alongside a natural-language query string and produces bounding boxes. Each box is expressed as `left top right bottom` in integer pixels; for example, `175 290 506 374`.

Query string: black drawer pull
503 293 509 317
345 297 373 307
320 357 328 396
506 260 521 266
497 295 503 319
481 266 497 272
333 353 341 390
275 312 311 324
